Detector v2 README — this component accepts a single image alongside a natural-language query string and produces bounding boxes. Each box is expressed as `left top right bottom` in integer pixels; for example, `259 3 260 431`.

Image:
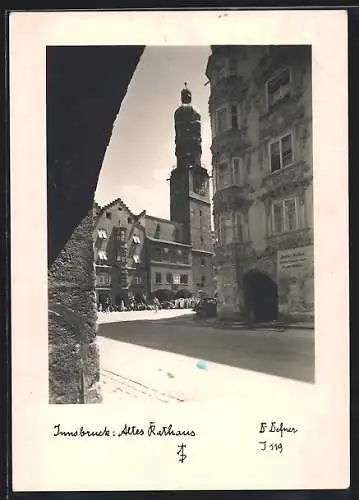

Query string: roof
95 197 146 225
145 214 174 224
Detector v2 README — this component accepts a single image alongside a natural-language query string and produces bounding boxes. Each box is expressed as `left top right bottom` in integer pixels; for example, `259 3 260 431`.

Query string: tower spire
181 82 192 104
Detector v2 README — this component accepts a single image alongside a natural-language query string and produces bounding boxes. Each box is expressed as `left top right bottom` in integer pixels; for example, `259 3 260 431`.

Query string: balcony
213 185 252 215
260 161 312 200
258 94 305 141
208 74 247 108
265 227 313 252
210 127 249 158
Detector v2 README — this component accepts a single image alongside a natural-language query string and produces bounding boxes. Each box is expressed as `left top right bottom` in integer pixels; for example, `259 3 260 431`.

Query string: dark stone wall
47 46 144 404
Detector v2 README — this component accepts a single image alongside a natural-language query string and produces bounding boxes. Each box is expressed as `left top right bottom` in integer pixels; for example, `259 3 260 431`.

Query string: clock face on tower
193 173 209 196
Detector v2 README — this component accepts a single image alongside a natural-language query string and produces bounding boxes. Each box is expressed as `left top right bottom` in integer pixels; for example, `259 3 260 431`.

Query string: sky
95 46 212 219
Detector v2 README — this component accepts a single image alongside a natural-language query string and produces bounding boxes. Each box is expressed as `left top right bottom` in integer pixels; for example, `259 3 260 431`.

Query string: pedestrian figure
153 296 160 312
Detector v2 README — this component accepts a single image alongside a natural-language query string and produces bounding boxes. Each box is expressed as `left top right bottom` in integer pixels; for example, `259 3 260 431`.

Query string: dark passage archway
243 271 278 322
47 45 145 403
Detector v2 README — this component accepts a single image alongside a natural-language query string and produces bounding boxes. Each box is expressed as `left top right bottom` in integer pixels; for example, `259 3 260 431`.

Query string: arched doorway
243 270 278 322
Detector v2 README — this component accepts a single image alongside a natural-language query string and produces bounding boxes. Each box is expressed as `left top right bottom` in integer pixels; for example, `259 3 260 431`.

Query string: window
217 162 230 189
267 68 291 109
106 212 112 219
116 247 127 263
232 158 243 186
96 273 111 286
180 274 188 285
183 253 189 264
155 272 162 284
219 213 234 245
166 273 173 284
154 247 162 261
272 198 299 234
168 249 177 262
201 276 206 284
212 174 217 193
199 210 202 216
216 107 229 134
134 276 142 285
270 133 293 172
229 56 237 76
230 104 240 130
154 224 161 239
98 250 107 261
133 255 140 264
200 235 204 243
97 229 107 239
285 198 298 231
133 235 141 244
127 216 133 224
117 229 126 242
235 212 244 242
201 258 205 266
218 58 229 80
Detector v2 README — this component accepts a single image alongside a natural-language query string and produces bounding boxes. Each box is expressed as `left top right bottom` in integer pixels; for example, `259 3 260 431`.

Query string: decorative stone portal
243 270 278 322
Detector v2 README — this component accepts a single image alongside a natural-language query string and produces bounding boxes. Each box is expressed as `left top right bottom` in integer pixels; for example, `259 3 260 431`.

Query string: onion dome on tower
174 82 202 169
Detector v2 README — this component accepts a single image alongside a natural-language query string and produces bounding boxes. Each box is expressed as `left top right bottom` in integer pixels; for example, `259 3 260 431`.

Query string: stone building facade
93 84 215 306
93 199 147 306
206 45 314 322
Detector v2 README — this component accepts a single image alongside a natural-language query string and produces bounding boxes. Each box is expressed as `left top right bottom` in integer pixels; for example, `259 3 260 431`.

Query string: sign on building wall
277 245 314 315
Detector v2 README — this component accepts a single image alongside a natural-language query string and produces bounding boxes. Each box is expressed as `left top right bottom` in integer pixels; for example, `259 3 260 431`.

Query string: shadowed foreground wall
47 46 144 404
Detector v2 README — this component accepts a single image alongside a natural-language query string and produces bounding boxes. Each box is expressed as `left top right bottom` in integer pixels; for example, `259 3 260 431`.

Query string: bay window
213 103 241 136
216 106 228 134
234 212 245 242
230 103 240 130
217 58 229 80
232 157 243 186
217 162 230 189
219 212 234 245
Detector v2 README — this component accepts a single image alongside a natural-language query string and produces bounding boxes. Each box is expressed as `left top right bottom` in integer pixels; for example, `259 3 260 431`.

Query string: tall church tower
170 83 214 295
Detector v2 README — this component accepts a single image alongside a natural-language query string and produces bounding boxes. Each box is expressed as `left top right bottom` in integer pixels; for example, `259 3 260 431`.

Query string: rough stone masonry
47 46 144 403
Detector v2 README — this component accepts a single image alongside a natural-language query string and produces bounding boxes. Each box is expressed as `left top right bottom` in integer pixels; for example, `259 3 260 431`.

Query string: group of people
98 296 200 313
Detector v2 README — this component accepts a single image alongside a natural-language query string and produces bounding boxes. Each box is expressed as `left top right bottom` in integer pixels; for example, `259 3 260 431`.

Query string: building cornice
149 260 192 269
191 249 215 256
146 236 191 248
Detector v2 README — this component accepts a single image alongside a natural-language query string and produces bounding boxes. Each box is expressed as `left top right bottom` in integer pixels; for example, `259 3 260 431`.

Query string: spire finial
181 82 192 104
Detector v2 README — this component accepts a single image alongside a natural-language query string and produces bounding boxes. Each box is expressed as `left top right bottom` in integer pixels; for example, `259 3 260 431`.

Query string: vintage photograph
11 10 349 491
47 44 314 405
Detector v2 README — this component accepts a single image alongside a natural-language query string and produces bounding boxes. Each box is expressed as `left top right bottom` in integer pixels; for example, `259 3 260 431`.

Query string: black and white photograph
10 10 349 491
47 44 315 405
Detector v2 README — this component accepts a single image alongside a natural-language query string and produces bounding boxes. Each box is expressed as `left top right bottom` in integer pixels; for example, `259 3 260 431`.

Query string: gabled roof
98 197 134 216
95 197 146 224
